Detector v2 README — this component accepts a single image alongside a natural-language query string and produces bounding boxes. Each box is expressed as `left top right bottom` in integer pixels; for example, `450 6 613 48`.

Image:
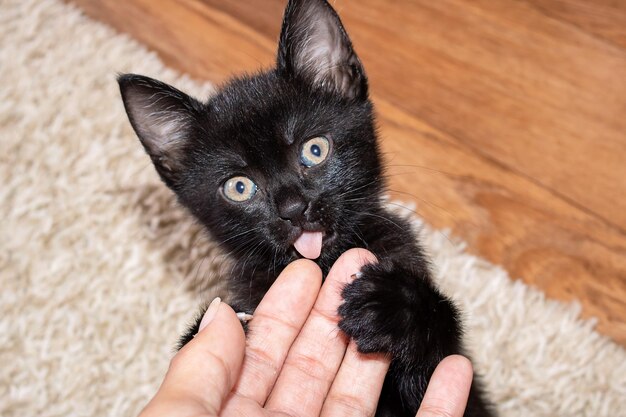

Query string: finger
321 340 390 417
266 248 377 417
233 259 323 404
141 301 245 417
416 355 473 417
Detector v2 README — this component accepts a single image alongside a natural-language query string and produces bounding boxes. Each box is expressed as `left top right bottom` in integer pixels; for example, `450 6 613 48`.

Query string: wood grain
524 0 626 49
67 0 626 344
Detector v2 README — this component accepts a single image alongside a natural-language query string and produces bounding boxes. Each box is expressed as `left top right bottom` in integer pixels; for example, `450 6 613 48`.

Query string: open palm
139 249 472 417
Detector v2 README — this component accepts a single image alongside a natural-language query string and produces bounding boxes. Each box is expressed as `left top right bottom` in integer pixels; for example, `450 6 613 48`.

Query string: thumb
140 298 246 417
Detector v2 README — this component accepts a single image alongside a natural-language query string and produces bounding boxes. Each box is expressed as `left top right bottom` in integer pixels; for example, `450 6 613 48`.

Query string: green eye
301 136 330 167
223 176 257 202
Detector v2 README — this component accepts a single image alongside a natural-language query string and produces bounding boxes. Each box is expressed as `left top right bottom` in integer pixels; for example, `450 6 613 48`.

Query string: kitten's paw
338 261 419 356
338 260 461 366
236 312 254 323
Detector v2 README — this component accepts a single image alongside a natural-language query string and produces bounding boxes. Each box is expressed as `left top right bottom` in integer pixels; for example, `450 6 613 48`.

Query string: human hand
139 249 473 417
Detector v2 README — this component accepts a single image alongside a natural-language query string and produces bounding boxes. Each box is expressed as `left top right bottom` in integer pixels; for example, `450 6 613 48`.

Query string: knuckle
326 392 374 417
284 351 333 383
253 311 302 333
310 304 340 325
173 346 233 388
243 342 280 375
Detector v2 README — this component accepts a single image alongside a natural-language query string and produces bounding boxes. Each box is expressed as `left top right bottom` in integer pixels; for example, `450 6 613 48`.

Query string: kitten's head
119 0 384 270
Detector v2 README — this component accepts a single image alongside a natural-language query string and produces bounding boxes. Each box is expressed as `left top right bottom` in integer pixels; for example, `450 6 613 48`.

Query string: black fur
118 1 495 415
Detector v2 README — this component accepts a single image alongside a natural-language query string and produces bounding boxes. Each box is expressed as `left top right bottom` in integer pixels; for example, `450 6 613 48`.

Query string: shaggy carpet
1 1 625 416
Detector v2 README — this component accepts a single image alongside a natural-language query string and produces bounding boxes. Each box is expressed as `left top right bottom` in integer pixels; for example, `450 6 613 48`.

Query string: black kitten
118 0 494 415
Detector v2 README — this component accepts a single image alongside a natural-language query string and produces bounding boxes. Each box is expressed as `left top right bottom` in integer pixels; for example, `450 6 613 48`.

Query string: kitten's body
118 1 494 415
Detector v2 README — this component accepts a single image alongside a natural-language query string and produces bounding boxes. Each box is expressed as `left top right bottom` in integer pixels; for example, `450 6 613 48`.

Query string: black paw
338 261 419 355
338 260 461 366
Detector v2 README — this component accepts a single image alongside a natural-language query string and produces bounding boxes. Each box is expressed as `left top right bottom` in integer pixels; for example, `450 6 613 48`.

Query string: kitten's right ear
118 74 202 186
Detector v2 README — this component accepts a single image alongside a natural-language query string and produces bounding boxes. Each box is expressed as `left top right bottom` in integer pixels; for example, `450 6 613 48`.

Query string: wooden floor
68 0 626 345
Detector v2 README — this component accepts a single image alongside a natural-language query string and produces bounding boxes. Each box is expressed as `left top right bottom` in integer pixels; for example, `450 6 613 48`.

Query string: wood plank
376 98 626 344
338 0 626 229
524 0 626 49
66 0 626 345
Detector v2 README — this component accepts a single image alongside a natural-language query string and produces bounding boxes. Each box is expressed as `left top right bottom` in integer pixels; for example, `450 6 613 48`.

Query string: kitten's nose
277 195 307 223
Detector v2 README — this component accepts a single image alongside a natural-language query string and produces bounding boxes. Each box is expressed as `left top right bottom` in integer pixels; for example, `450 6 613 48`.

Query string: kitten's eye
223 176 257 202
300 136 330 167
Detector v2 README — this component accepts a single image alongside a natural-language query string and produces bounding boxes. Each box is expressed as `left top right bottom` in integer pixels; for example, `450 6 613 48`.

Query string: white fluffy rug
1 1 625 416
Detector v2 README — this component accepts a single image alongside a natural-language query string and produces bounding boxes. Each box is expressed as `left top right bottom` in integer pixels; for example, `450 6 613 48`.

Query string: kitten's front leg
338 258 462 370
338 257 494 416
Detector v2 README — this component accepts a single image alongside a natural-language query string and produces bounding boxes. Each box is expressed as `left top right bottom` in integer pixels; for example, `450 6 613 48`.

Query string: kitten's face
178 75 381 266
119 0 383 269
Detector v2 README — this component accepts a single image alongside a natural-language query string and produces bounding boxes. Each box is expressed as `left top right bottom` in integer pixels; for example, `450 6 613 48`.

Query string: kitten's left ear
118 74 203 187
277 0 368 100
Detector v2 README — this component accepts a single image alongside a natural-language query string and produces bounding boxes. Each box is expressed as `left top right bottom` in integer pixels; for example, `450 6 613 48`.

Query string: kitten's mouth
293 231 324 260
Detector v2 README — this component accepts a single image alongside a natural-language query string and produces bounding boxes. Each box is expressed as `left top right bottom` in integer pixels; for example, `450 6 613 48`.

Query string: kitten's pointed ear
277 0 367 100
118 74 202 186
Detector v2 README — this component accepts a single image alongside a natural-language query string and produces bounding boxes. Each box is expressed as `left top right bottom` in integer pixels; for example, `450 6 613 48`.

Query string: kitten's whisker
344 208 405 232
387 189 458 220
383 200 455 248
270 246 279 276
223 239 259 283
386 163 454 177
237 241 264 282
248 244 269 283
352 222 367 246
382 171 416 179
341 196 378 204
219 226 263 246
336 178 381 198
239 241 266 304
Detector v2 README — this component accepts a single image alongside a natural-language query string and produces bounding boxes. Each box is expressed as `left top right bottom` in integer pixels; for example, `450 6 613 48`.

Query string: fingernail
350 272 363 280
199 297 221 332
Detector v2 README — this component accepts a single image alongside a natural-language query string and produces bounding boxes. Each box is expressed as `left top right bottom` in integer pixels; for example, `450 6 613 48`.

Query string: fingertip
342 247 378 266
441 355 473 376
437 356 474 404
329 248 377 285
198 297 222 332
259 257 323 314
282 258 323 284
179 302 246 358
418 355 473 417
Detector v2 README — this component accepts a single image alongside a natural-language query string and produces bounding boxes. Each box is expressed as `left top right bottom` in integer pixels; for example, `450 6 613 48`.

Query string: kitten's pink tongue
293 231 323 260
